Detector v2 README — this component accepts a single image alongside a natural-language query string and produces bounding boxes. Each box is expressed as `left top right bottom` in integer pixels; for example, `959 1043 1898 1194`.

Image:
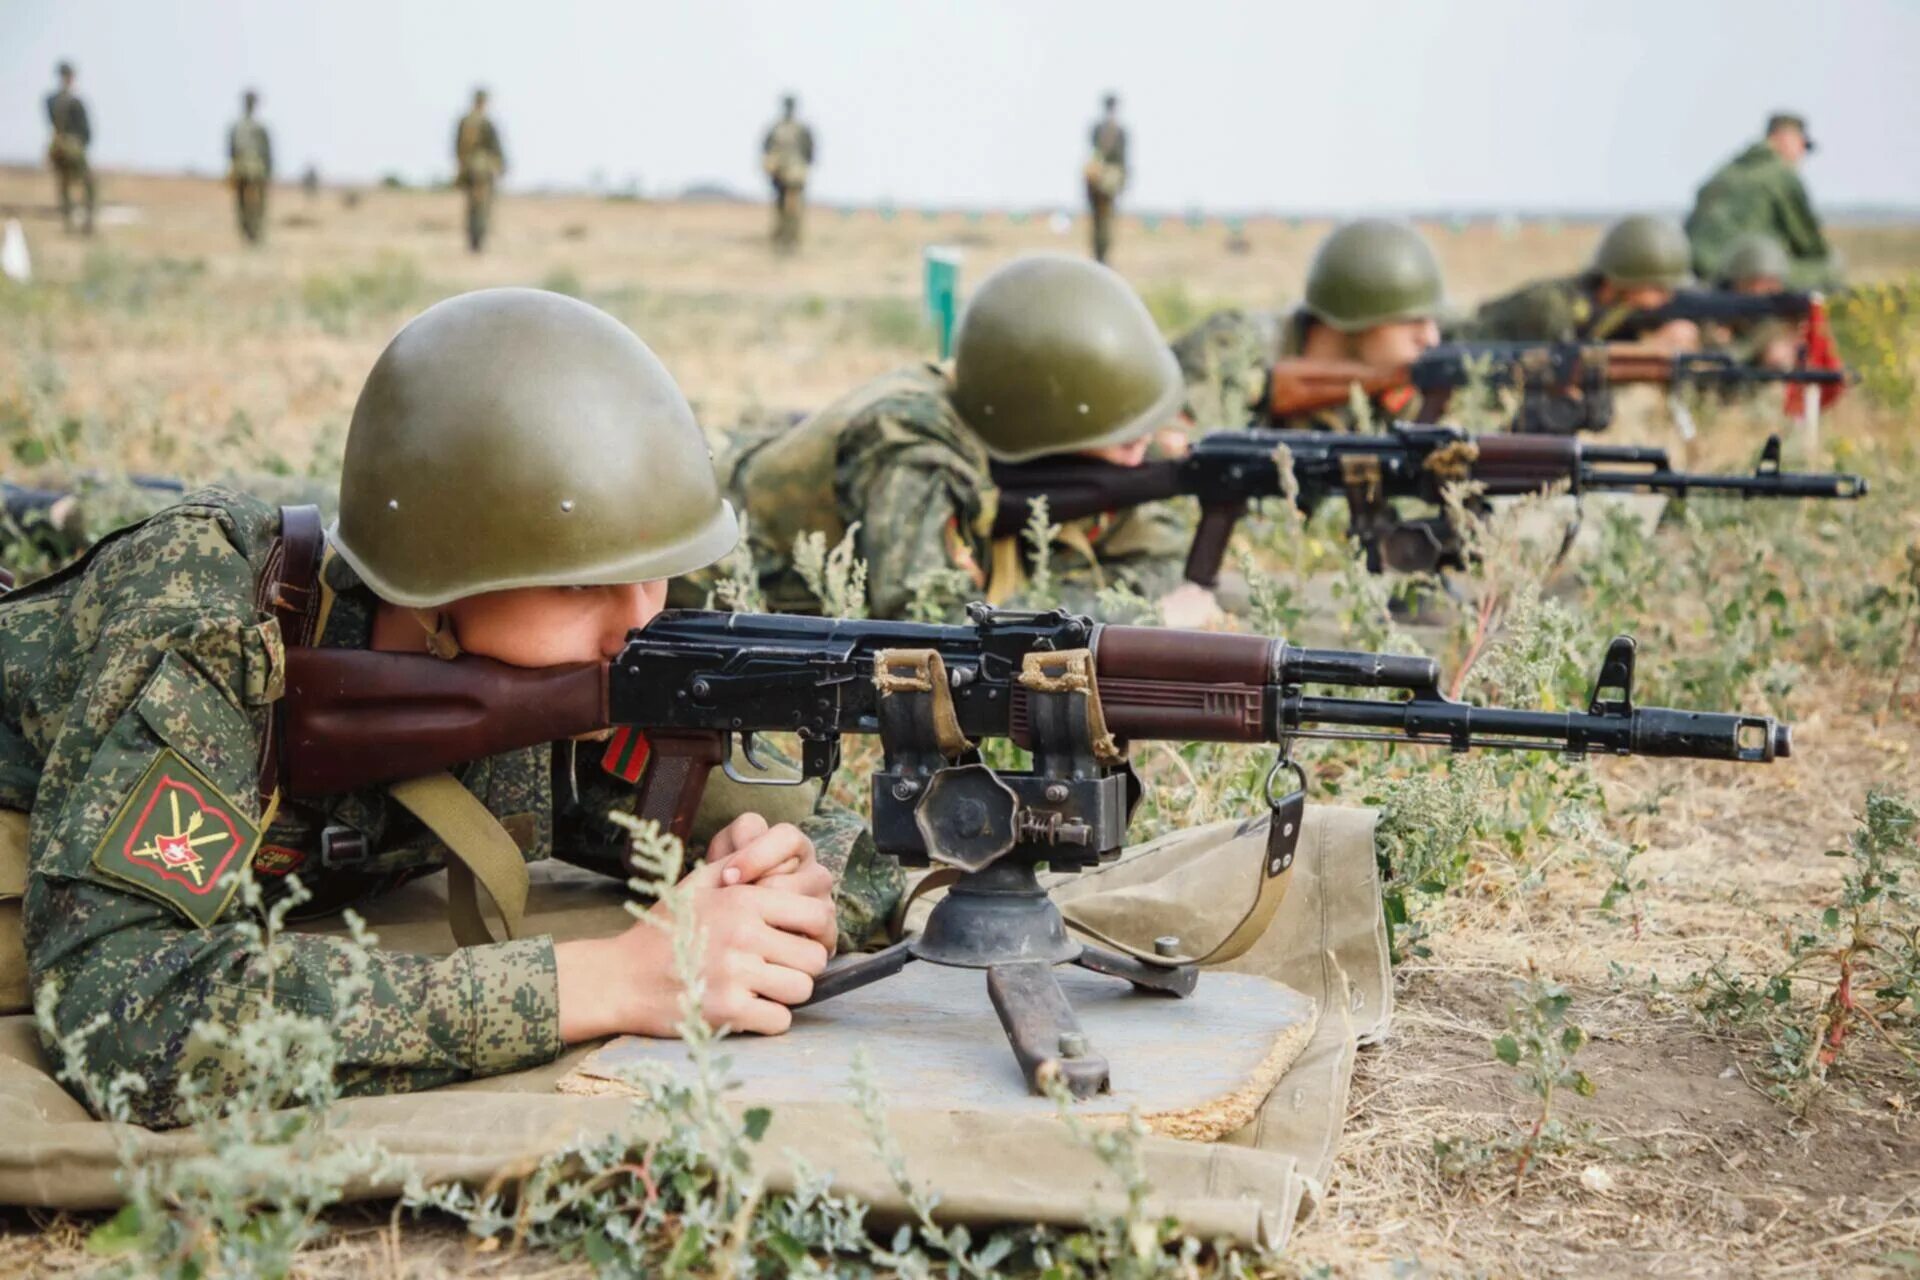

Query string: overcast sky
5 0 1918 214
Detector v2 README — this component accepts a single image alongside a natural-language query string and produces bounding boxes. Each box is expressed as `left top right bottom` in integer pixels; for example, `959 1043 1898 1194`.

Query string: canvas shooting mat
0 805 1385 1250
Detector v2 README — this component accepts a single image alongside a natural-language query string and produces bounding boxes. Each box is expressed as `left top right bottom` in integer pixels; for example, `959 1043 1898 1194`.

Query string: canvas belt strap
387 772 528 948
1 808 30 1014
1066 785 1305 968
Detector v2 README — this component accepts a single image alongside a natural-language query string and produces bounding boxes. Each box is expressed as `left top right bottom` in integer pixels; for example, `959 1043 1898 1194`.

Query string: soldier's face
1769 127 1807 166
1735 276 1784 296
1600 282 1675 311
1081 437 1154 467
443 580 668 667
1354 318 1439 367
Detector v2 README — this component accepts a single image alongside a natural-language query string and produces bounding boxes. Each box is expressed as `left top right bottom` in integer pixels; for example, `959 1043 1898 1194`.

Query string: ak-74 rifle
281 604 1790 1096
1265 341 1853 435
989 425 1865 582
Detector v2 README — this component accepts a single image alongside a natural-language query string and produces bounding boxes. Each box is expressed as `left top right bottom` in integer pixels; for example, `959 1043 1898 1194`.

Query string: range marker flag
1785 297 1847 415
603 727 652 783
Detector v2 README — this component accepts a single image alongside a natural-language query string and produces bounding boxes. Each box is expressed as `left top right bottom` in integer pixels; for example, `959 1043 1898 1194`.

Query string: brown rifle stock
1265 358 1411 419
281 647 724 851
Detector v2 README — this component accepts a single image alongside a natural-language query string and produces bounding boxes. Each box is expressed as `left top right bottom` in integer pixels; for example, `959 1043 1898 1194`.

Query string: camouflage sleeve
1463 282 1580 343
1771 169 1830 266
24 506 559 1127
852 445 987 622
1172 310 1272 430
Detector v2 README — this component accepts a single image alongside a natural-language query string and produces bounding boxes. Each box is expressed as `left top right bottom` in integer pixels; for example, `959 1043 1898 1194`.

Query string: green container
923 246 963 359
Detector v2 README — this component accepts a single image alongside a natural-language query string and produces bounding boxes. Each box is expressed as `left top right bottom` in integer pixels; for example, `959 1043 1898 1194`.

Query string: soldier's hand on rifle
1157 580 1224 630
1640 318 1703 356
554 848 836 1042
709 812 831 901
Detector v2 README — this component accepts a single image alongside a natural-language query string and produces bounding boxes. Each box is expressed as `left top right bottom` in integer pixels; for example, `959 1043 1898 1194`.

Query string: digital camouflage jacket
721 363 1191 621
1457 273 1637 345
1687 143 1837 291
0 488 897 1126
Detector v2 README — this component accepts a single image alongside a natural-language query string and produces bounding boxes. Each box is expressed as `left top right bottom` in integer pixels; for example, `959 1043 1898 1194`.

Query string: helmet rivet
387 499 399 511
559 499 575 513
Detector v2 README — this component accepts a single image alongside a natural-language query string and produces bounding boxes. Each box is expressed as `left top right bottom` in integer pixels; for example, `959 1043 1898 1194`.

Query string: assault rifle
1265 341 1852 435
1619 287 1822 335
989 426 1866 582
282 605 1790 1096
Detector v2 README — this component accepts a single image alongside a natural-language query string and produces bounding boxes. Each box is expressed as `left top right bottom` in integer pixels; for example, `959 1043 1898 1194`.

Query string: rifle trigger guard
719 732 813 788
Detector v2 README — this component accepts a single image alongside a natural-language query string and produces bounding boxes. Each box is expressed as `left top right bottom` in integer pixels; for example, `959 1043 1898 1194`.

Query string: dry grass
2 167 1918 1278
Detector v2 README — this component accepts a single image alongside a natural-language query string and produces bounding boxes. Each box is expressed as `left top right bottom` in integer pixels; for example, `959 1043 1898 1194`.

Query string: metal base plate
578 963 1318 1124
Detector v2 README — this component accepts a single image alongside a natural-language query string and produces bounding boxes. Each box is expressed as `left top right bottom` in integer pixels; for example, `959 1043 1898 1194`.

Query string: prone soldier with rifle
0 289 1798 1116
989 423 1865 583
1264 339 1852 436
1173 218 1449 433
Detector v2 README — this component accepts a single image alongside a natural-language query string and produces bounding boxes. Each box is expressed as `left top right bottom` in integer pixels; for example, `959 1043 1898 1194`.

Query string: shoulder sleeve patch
90 749 260 929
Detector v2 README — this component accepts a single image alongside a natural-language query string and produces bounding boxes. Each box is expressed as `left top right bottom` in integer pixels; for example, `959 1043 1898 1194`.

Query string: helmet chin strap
411 609 463 660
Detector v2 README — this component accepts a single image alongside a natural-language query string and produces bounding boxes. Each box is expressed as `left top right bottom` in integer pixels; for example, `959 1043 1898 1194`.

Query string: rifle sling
1065 788 1304 967
263 505 529 950
387 772 528 948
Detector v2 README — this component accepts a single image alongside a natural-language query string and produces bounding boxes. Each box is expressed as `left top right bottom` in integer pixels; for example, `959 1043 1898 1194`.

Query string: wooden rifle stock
1265 358 1411 419
281 648 608 797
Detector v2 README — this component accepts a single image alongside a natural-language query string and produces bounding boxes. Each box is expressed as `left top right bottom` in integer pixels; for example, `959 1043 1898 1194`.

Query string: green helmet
950 255 1182 463
1592 215 1693 289
1719 233 1793 286
1303 218 1445 332
333 287 737 608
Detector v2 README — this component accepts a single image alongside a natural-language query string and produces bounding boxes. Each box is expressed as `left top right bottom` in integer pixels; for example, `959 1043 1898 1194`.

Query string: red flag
1785 297 1845 416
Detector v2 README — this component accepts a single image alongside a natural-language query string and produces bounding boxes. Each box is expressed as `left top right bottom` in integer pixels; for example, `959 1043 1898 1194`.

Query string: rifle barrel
1581 468 1867 499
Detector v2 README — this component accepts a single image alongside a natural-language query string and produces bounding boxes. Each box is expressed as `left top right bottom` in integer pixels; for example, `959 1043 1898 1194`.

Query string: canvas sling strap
264 506 527 949
0 808 28 1014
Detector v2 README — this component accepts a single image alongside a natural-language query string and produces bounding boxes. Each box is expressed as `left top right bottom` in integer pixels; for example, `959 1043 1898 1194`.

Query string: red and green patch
91 750 260 928
602 727 652 784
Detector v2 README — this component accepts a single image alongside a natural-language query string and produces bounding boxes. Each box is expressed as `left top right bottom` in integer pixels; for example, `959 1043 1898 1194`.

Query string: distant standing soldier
453 88 506 253
1083 94 1128 264
45 61 94 236
761 95 814 253
227 89 273 245
1687 112 1838 291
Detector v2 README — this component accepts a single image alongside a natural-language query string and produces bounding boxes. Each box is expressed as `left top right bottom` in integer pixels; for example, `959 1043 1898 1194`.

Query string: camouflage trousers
1087 191 1116 264
772 182 805 253
235 179 268 244
464 178 495 253
52 158 94 234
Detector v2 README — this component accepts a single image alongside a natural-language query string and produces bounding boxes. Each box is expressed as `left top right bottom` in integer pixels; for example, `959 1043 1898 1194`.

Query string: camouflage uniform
1084 112 1128 265
228 112 273 244
45 86 94 235
454 106 505 253
1456 273 1635 345
761 112 815 253
1687 143 1837 291
2 488 898 1127
1174 308 1417 433
719 363 1191 621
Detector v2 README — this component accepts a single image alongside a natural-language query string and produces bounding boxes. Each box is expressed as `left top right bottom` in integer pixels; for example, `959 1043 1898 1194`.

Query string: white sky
4 0 1917 214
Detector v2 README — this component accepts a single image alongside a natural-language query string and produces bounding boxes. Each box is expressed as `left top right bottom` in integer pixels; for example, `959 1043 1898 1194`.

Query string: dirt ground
1 168 1917 1278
